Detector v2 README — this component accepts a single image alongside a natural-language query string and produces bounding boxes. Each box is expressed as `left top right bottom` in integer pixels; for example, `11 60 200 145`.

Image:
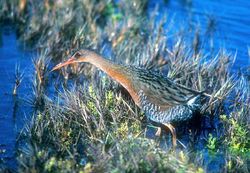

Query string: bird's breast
107 68 140 105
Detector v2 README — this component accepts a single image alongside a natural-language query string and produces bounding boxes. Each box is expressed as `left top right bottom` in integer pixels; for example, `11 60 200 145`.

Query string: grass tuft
0 0 249 172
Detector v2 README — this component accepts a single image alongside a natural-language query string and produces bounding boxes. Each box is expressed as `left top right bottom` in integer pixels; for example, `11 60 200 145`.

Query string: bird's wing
136 72 199 111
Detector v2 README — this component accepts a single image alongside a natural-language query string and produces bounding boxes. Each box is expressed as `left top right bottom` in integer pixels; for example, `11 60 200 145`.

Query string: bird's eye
74 51 82 59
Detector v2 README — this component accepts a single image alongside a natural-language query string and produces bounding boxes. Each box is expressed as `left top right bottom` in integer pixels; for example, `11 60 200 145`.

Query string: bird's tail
187 94 202 110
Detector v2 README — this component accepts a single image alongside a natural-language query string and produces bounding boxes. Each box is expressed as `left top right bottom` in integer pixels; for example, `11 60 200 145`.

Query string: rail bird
52 49 204 147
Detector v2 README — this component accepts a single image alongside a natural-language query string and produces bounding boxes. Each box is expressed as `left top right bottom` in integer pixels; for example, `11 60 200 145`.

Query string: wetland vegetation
0 0 249 172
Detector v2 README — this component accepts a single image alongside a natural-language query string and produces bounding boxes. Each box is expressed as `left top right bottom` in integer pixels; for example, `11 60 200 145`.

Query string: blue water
148 0 250 71
147 1 250 171
0 27 33 170
0 0 250 171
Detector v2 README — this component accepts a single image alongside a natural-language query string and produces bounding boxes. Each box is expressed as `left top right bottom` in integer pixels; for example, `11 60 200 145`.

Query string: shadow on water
0 26 33 171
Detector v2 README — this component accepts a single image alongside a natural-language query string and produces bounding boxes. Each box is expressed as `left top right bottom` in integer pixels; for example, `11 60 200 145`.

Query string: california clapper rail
52 49 205 147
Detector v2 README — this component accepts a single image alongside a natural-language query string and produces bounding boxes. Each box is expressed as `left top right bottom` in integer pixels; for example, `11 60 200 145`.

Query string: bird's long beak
51 56 76 72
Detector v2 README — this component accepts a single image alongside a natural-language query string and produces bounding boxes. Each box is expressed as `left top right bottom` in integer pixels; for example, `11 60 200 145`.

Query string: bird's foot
163 123 177 148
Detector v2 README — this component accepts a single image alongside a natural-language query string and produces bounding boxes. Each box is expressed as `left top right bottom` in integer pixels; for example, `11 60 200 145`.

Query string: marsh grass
0 0 249 172
13 64 24 95
30 49 51 108
18 83 204 173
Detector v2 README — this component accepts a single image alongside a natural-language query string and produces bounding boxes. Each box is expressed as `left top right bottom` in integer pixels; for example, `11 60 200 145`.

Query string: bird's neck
84 54 140 105
85 54 120 75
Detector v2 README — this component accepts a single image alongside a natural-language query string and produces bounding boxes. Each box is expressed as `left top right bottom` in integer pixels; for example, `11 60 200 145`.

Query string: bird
52 49 204 147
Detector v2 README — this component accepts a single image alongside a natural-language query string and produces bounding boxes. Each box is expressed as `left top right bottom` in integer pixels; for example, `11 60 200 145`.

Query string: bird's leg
155 127 162 137
163 123 177 147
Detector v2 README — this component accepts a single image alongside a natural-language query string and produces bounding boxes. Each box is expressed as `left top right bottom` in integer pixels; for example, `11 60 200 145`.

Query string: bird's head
51 50 92 71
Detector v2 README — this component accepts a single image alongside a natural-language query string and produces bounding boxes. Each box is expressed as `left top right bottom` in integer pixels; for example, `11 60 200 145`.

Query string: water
148 0 250 71
0 26 33 170
0 0 250 171
147 1 250 171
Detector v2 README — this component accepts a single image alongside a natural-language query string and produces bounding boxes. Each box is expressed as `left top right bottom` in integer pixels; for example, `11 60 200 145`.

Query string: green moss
88 85 96 99
87 100 99 116
219 114 250 172
3 0 248 172
220 114 250 155
206 133 218 152
103 2 123 23
105 90 115 111
87 138 203 172
130 121 142 136
44 156 80 173
115 122 129 139
44 157 56 172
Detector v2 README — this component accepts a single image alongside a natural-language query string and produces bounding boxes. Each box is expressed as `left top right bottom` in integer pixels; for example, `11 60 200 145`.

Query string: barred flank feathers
138 90 198 123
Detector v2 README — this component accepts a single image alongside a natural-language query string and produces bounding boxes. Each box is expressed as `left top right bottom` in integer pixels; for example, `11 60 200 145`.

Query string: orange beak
51 56 76 72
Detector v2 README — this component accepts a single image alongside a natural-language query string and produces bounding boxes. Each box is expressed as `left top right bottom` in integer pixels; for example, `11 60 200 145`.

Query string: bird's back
127 67 200 107
124 66 202 123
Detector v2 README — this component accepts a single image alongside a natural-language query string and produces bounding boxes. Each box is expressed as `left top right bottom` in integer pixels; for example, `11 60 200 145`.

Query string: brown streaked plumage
52 49 204 147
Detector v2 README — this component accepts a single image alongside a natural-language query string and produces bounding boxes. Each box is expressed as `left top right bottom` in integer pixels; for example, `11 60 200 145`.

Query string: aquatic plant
17 83 204 173
206 134 218 152
31 49 51 107
13 64 24 95
0 0 249 172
